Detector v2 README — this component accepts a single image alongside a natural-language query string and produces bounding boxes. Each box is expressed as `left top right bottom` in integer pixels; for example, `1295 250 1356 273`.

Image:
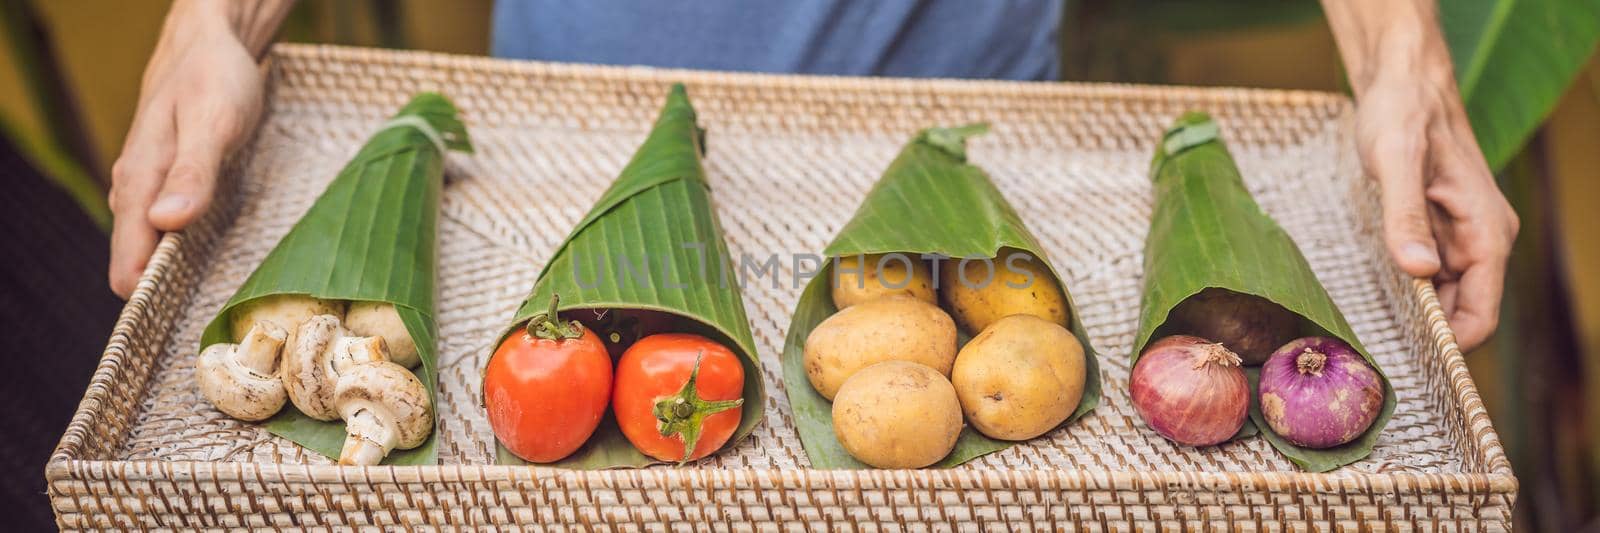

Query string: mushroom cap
345 301 419 368
197 324 288 421
229 294 345 350
282 315 386 421
282 315 344 420
335 361 433 450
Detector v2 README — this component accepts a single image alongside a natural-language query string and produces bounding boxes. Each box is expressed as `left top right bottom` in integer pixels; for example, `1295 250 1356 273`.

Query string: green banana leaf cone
781 124 1103 469
490 84 765 469
200 92 474 465
1135 111 1396 472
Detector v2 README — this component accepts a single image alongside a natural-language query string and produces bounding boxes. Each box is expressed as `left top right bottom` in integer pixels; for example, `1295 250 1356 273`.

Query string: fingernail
1402 242 1439 268
150 195 190 216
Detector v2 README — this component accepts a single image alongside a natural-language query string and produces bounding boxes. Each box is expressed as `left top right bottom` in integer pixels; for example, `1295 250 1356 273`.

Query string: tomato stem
652 351 743 465
526 294 583 340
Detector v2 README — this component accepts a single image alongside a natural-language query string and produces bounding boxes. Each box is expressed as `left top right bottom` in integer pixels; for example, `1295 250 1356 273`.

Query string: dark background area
0 136 120 528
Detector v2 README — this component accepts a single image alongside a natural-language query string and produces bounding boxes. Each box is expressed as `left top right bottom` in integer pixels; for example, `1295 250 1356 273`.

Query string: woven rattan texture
50 45 1513 529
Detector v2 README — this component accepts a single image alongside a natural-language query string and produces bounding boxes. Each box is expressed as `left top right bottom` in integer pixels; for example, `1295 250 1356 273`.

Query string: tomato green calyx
527 294 583 340
652 351 743 465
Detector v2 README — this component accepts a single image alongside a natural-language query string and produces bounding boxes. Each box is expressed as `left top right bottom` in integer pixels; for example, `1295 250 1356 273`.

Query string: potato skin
804 295 957 400
832 361 963 468
939 249 1069 334
952 314 1086 440
831 253 936 309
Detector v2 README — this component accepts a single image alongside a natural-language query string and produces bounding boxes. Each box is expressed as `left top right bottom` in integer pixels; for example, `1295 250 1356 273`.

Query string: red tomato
613 333 745 463
484 298 612 463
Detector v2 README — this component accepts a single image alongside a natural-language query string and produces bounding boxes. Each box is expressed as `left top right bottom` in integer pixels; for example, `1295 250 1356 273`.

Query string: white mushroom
230 294 346 350
197 322 289 421
344 301 419 368
335 360 433 465
282 314 388 421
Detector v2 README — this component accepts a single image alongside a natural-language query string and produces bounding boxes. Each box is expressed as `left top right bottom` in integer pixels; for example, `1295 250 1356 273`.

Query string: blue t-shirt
491 0 1062 81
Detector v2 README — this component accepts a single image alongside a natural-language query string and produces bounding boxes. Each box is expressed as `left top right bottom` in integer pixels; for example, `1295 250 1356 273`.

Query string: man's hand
109 0 292 299
1324 0 1519 351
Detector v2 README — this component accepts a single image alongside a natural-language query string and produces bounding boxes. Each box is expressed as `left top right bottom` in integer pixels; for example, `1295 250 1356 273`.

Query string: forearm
160 0 295 58
1321 0 1453 98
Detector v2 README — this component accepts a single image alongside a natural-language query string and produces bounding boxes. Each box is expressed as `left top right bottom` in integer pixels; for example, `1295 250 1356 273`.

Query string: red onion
1130 335 1250 446
1168 288 1298 365
1258 336 1383 448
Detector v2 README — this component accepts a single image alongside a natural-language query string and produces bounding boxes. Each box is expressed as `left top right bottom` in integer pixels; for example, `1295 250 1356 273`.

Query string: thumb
147 107 235 231
1368 132 1442 278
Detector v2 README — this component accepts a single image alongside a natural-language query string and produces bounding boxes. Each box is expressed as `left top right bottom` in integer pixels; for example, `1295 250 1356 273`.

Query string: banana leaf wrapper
491 84 764 469
200 93 473 465
1133 112 1395 472
780 125 1103 469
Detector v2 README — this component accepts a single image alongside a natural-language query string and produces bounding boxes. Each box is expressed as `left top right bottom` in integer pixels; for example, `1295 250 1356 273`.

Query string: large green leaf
200 93 472 465
1441 0 1600 170
1134 113 1394 472
491 84 764 469
781 125 1103 469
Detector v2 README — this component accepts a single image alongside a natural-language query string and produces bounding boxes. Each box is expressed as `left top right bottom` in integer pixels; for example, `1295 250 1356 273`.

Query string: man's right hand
109 0 292 299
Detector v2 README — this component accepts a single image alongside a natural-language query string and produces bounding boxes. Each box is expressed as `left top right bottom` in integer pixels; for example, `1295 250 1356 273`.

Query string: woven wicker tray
48 44 1514 529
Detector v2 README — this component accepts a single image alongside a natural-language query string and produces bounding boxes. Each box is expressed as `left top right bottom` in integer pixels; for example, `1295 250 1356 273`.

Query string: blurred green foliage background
1 1 1596 530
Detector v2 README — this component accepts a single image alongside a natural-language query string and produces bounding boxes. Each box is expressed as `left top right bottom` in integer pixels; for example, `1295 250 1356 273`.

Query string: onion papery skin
1258 336 1383 449
1168 288 1298 365
1130 335 1250 446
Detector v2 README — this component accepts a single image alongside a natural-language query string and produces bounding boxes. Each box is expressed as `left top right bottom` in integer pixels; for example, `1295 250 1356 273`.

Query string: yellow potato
804 294 957 400
952 314 1086 440
832 361 963 469
939 249 1069 334
831 253 936 309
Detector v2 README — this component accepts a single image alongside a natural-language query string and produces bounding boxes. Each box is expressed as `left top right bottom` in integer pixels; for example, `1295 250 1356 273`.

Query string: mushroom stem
237 323 287 375
335 336 391 371
339 408 398 466
332 360 433 466
230 294 346 352
197 322 290 422
345 301 420 368
285 315 390 421
340 438 387 466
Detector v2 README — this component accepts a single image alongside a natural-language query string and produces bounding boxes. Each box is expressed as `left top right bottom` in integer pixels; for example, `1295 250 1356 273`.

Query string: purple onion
1168 288 1298 365
1258 336 1384 448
